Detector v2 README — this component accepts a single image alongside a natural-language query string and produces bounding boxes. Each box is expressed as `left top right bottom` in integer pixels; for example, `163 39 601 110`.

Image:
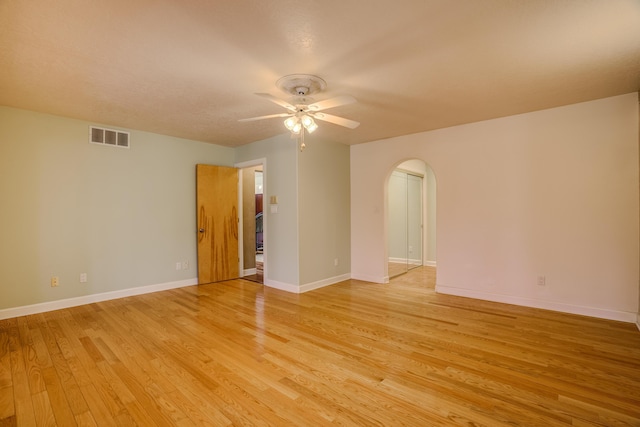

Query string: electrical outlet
51 276 59 287
334 258 339 266
182 260 189 270
80 273 87 283
537 275 546 286
176 262 182 270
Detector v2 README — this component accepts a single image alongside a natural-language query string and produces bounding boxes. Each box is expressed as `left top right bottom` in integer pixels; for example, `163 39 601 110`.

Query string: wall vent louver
89 126 130 148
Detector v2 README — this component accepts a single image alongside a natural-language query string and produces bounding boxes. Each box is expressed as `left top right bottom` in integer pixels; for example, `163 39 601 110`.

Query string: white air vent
89 126 130 148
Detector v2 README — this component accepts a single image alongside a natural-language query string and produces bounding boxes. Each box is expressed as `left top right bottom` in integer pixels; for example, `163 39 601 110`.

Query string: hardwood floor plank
77 383 118 427
41 366 76 426
122 400 166 427
19 346 45 397
1 267 639 425
73 411 97 427
47 352 89 417
558 394 640 427
0 415 17 427
149 358 233 426
9 350 35 427
30 391 55 427
0 386 14 421
109 361 183 425
0 332 11 392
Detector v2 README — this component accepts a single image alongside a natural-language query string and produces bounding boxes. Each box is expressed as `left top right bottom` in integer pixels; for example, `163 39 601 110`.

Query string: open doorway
386 159 436 280
240 164 265 284
254 170 264 282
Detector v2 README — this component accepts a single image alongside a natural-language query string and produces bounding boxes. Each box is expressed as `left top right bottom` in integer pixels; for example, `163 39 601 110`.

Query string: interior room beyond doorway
242 167 264 284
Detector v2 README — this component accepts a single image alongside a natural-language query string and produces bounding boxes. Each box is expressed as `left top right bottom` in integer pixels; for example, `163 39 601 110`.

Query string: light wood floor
387 262 423 279
243 261 264 285
387 262 408 279
1 267 640 426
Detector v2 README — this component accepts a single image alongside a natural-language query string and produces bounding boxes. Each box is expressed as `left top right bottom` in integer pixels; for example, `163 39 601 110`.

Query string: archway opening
385 159 436 281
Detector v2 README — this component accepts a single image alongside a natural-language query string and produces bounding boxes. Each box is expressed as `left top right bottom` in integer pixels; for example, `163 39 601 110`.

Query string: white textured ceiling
1 0 639 147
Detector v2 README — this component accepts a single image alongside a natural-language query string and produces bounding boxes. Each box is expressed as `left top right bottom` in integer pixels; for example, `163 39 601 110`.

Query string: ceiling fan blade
238 112 292 122
307 95 357 111
255 93 297 112
313 112 360 129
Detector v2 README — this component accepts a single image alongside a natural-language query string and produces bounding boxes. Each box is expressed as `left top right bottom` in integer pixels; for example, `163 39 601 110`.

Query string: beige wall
298 138 351 288
0 106 234 311
235 134 351 291
235 134 300 288
0 111 352 310
351 93 639 322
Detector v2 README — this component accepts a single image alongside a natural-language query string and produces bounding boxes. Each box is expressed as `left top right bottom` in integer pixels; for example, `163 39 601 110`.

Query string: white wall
351 93 639 322
425 165 437 265
0 106 234 312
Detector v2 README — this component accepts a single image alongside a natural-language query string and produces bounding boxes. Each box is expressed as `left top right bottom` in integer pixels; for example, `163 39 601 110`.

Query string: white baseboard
0 278 198 320
263 278 300 293
243 268 257 276
425 261 437 267
636 313 640 332
299 273 351 293
264 274 352 294
436 285 637 323
350 273 387 284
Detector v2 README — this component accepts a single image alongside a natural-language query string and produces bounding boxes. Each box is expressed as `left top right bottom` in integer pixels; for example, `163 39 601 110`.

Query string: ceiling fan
239 74 360 149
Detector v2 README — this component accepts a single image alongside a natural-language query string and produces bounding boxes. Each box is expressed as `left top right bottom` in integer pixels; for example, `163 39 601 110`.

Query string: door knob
199 228 205 233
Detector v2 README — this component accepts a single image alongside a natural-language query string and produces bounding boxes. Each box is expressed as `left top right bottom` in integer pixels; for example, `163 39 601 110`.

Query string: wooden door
196 164 239 283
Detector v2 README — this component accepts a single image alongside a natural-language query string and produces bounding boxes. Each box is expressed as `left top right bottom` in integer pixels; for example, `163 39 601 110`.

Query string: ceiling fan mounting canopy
276 74 326 96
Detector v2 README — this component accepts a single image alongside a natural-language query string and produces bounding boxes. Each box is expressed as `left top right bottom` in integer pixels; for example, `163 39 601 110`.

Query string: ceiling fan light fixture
285 114 317 134
240 74 360 143
299 114 318 133
300 115 314 128
305 120 318 133
284 116 298 131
